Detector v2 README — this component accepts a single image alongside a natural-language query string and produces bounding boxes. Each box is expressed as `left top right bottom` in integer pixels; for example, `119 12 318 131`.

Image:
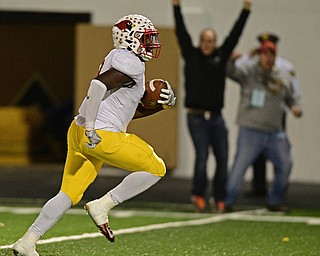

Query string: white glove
85 130 102 149
157 82 176 107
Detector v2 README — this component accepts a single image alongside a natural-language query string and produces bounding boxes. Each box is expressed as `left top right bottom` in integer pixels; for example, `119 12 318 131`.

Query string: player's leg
96 132 166 176
61 126 109 239
13 191 72 256
60 121 103 205
91 131 166 203
13 121 103 255
60 151 103 206
30 136 102 237
85 131 165 241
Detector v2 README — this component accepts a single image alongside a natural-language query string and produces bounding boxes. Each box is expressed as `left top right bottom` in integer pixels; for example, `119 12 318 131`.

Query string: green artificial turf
1 205 320 256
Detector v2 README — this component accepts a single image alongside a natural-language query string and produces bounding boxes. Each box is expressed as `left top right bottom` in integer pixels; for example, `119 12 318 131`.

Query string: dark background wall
0 11 90 163
0 24 74 106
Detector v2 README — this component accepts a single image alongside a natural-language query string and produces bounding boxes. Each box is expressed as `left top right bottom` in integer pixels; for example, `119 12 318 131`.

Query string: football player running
13 14 175 256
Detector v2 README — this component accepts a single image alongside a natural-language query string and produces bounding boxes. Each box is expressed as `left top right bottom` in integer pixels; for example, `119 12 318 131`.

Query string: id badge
250 89 266 108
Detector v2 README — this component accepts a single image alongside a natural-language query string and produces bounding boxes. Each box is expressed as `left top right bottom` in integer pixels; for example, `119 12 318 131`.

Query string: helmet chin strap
139 50 153 62
125 47 150 62
138 54 151 62
137 56 146 62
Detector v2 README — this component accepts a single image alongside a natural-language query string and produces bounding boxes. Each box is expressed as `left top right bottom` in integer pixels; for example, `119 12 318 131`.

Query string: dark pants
187 112 228 201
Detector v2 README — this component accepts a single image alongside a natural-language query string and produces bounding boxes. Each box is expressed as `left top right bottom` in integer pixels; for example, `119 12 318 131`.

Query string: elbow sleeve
85 79 107 130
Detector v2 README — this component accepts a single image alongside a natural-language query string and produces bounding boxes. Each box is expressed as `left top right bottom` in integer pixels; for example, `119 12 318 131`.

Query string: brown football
141 79 168 109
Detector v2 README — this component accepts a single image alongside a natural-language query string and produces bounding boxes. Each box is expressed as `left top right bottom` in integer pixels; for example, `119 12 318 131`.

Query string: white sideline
1 208 319 250
0 206 211 218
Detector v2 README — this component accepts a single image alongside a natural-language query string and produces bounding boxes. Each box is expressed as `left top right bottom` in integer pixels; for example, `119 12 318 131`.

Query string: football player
13 14 175 256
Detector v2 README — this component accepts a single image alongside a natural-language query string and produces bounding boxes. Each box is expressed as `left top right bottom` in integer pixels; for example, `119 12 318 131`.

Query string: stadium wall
1 0 319 183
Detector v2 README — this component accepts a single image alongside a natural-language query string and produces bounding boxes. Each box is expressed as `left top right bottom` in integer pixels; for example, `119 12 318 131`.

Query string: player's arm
85 68 134 130
133 82 176 119
133 103 164 119
95 68 135 90
85 68 134 148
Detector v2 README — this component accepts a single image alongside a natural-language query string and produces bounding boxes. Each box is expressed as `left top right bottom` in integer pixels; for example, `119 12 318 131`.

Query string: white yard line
0 207 319 250
0 206 210 218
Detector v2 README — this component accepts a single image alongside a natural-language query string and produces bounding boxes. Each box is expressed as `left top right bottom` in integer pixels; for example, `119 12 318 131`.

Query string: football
141 79 168 109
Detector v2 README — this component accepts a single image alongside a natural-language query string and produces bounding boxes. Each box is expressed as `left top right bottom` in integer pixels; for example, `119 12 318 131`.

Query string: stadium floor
1 164 319 209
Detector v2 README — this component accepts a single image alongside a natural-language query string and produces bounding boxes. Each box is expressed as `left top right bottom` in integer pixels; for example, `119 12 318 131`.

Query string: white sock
98 193 118 212
107 172 161 204
20 229 39 245
29 191 72 237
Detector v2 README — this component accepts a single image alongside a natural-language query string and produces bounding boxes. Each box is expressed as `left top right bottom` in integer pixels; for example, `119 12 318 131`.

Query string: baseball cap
260 41 277 54
257 33 280 44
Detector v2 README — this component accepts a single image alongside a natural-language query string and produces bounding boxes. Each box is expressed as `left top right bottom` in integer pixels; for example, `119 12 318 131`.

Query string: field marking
0 212 232 250
1 208 320 250
0 206 210 219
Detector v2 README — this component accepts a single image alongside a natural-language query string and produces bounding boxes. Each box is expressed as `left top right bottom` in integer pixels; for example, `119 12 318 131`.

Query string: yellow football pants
60 121 166 205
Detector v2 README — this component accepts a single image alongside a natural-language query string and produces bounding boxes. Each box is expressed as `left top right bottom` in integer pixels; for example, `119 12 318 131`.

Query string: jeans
187 112 228 201
250 113 288 194
251 153 267 194
225 127 292 206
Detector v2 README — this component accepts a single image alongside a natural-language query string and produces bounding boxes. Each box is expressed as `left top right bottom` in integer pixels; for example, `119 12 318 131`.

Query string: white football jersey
77 49 145 132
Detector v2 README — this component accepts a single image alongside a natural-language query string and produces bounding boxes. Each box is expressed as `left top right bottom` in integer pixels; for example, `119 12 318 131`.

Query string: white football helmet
112 14 161 62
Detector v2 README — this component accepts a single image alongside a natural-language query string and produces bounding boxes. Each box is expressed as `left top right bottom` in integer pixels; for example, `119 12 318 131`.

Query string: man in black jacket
171 0 252 212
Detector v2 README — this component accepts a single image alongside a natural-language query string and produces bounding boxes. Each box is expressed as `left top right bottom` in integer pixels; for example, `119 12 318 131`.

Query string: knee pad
156 158 166 177
60 188 83 206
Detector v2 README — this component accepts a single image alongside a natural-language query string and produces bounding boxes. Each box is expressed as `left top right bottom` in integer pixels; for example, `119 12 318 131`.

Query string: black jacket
173 5 250 112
